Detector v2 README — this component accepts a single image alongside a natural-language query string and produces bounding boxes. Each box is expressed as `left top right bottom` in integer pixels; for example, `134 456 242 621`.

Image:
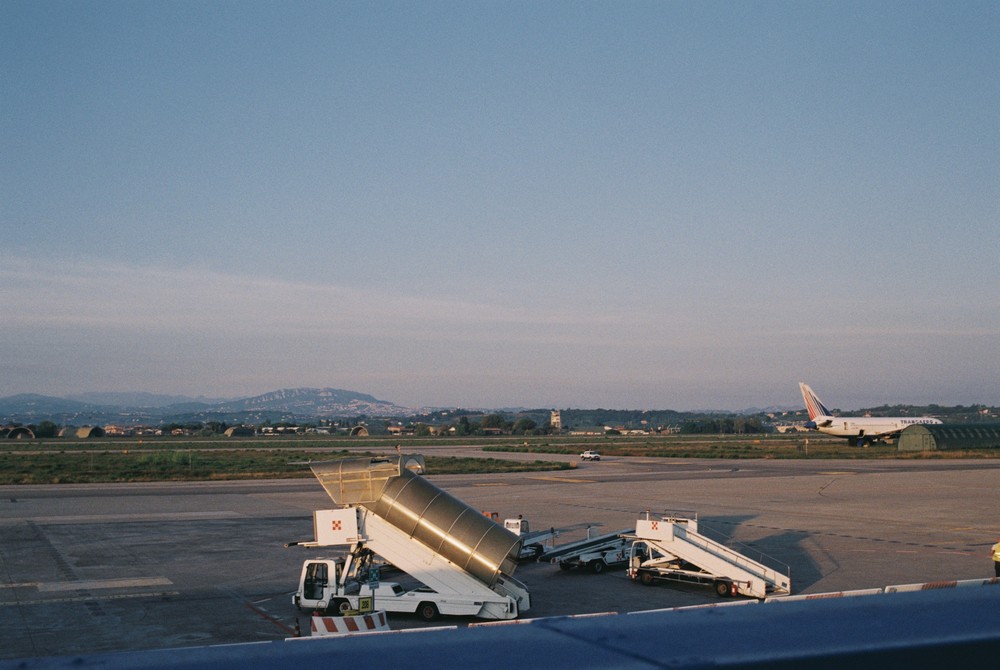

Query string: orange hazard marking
331 520 342 531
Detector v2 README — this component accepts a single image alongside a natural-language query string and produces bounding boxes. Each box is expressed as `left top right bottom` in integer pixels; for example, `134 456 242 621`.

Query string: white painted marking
0 590 179 607
38 577 173 592
0 511 243 526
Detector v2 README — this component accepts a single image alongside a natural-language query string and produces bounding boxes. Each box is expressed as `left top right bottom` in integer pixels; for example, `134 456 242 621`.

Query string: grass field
1 433 994 484
0 445 571 485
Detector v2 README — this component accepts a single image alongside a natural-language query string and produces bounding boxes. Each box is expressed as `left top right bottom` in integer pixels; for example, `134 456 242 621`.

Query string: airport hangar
897 423 1000 452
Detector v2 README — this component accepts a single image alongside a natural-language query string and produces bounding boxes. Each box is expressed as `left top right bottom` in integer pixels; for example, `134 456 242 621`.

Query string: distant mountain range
0 388 413 425
5 389 989 429
65 392 232 407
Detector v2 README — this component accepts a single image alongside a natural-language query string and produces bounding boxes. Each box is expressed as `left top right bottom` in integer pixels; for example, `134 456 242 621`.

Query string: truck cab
296 558 340 612
504 517 530 535
294 558 366 613
504 516 558 561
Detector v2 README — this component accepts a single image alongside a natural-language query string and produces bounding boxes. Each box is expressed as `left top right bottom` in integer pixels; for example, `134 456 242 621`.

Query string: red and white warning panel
314 508 360 546
636 517 676 542
311 610 390 637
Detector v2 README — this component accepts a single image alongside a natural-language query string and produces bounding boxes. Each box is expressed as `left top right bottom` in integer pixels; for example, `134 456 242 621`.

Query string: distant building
898 423 1000 451
1 425 34 439
260 426 299 435
550 410 562 431
76 426 106 439
569 427 607 436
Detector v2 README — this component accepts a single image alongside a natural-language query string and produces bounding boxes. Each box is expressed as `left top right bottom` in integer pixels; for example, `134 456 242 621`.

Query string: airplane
798 382 941 446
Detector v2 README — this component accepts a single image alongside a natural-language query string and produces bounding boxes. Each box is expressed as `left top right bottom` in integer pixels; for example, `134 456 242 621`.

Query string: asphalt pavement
2 453 998 659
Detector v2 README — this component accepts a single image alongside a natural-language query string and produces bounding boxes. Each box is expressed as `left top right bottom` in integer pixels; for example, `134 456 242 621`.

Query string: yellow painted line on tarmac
818 471 857 475
528 476 595 484
473 482 510 487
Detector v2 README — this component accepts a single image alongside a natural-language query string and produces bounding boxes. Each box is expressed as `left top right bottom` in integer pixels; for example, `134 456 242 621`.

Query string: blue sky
2 1 998 411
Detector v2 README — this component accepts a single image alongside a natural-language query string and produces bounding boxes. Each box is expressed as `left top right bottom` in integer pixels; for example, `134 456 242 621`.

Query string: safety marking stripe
7 511 244 525
0 582 39 589
528 477 595 484
0 590 180 606
38 577 173 592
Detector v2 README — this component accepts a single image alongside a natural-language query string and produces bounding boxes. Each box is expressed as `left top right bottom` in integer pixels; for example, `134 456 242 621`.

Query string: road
2 451 998 659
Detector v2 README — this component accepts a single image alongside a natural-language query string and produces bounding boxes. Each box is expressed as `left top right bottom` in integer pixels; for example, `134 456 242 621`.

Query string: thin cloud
1 259 629 344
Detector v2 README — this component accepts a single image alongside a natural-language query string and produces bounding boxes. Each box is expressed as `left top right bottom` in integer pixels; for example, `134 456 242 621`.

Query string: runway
2 454 998 660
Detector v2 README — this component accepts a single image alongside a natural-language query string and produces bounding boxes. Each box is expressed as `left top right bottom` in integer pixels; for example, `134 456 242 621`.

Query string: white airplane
798 382 941 446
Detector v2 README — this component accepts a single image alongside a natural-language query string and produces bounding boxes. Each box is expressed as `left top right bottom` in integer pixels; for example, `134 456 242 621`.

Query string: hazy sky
2 1 998 411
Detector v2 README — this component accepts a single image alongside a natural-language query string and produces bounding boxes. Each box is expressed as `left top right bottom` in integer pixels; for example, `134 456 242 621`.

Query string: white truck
624 511 791 598
502 516 561 560
289 455 531 621
538 527 634 573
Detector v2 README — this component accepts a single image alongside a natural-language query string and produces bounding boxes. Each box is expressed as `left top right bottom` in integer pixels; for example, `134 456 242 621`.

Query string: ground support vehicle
580 450 601 461
539 527 634 573
625 511 791 598
503 516 561 560
290 455 531 621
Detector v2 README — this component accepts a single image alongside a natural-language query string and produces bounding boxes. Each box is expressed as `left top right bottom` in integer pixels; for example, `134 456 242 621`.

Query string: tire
418 601 439 622
588 559 605 574
639 571 655 586
714 581 732 598
333 598 352 614
559 561 573 571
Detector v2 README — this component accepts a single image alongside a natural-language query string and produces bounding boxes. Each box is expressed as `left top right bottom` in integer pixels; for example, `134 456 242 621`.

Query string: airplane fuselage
806 416 941 440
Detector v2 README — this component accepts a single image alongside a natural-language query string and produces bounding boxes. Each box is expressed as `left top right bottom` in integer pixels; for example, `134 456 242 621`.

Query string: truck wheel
418 602 439 622
558 561 573 571
588 560 605 574
714 581 732 597
333 598 352 614
639 571 655 586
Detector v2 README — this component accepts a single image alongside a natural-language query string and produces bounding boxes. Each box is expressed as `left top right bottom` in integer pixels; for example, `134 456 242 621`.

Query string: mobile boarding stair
625 511 791 598
303 455 531 620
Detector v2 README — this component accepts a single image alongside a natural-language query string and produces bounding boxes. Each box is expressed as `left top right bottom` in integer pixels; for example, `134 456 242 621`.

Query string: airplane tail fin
799 382 833 421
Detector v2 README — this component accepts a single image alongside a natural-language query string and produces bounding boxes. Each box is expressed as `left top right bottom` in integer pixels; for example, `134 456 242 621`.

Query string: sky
2 1 998 412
